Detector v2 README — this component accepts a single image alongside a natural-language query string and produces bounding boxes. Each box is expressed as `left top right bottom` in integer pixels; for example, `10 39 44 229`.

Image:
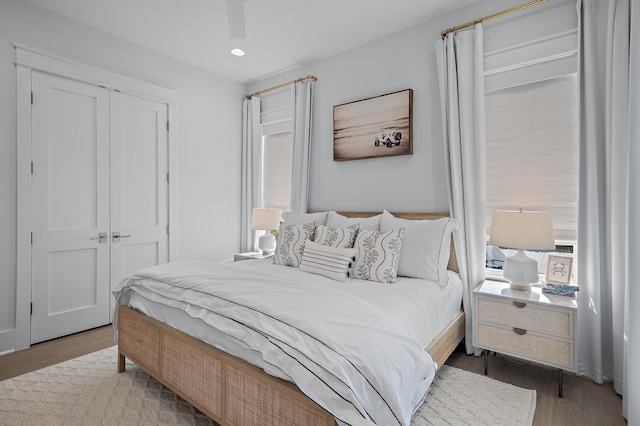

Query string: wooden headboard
322 211 459 273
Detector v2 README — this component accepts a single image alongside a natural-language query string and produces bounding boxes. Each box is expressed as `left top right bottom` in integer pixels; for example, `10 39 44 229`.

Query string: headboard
322 211 459 273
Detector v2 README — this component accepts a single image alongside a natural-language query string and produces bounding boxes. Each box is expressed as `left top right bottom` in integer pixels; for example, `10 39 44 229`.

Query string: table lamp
251 207 283 255
489 209 555 291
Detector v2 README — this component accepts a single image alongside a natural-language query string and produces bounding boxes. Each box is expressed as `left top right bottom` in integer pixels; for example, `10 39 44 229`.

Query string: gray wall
0 0 244 352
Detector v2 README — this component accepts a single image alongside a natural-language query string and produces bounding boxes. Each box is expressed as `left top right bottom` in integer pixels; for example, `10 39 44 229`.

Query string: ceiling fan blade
227 0 246 39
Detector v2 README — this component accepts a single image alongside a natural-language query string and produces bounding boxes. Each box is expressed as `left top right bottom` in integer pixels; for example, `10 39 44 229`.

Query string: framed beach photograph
333 89 413 161
545 255 573 285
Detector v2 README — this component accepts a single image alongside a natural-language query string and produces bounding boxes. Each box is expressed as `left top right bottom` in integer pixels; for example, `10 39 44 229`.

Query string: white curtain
577 0 639 421
240 96 261 252
289 79 314 214
435 25 487 355
627 3 640 421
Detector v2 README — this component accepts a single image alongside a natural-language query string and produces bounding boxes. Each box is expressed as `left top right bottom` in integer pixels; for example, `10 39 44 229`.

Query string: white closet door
31 72 111 343
109 91 169 317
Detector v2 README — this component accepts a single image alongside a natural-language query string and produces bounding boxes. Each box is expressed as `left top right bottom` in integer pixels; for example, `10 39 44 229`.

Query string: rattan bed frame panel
118 305 337 425
118 306 464 426
117 211 464 426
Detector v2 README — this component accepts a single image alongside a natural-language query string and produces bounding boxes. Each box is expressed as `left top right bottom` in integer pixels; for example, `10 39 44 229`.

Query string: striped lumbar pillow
299 240 357 282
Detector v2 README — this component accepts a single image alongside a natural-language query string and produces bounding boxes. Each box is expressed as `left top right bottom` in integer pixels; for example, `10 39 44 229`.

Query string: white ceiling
22 0 483 84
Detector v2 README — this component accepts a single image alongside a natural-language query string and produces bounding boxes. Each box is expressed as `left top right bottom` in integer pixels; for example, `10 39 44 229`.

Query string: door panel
121 242 159 278
48 89 99 231
31 72 110 343
110 92 169 318
121 105 160 226
48 248 97 315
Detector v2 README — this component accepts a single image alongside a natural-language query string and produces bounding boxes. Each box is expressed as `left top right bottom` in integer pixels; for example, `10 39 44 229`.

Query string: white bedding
115 259 462 426
229 258 463 348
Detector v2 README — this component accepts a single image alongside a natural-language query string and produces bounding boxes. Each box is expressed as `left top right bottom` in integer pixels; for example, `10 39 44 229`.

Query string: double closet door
30 71 169 344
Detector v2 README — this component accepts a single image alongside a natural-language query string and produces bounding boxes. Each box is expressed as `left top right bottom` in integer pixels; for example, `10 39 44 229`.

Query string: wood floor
0 325 114 382
0 328 627 425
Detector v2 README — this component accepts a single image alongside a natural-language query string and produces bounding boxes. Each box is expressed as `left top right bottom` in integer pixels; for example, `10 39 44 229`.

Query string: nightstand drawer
476 322 574 369
476 296 573 338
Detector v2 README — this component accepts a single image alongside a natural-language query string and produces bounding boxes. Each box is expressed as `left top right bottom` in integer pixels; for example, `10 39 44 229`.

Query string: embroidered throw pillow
380 210 460 286
352 228 405 284
314 224 359 248
299 240 357 282
273 222 317 267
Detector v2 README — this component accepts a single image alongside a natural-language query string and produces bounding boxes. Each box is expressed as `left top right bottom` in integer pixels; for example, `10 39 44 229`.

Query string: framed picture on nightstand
545 255 573 284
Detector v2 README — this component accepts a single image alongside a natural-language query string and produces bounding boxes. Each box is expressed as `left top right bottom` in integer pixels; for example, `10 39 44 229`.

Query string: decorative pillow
282 211 328 226
379 210 460 286
299 240 357 282
273 222 317 267
314 224 359 248
326 211 382 231
352 228 405 284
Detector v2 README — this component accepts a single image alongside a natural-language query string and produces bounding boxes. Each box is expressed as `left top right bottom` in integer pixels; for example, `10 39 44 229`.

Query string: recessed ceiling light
230 48 245 56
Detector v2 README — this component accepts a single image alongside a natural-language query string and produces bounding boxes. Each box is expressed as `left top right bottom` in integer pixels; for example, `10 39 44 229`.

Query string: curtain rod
441 0 548 39
245 75 317 99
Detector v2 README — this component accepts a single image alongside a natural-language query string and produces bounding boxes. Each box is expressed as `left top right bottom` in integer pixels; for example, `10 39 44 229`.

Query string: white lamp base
258 233 276 256
503 249 539 291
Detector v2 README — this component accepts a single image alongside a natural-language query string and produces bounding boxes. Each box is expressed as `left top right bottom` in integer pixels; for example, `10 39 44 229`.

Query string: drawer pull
513 301 527 309
513 327 527 335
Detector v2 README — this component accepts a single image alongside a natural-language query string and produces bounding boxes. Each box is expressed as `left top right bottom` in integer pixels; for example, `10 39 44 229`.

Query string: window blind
261 132 293 212
485 75 578 242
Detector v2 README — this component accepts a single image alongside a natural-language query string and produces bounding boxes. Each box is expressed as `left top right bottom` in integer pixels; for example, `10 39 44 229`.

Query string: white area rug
412 363 536 425
0 346 536 425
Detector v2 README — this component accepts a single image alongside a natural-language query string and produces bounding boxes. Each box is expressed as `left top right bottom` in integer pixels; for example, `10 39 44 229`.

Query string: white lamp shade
251 208 283 231
489 210 555 251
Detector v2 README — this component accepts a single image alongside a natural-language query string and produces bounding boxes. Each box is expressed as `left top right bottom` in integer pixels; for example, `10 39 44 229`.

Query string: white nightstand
234 251 273 262
473 279 577 397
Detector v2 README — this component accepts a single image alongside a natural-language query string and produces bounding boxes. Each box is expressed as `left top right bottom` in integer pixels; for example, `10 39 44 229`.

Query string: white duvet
115 260 437 426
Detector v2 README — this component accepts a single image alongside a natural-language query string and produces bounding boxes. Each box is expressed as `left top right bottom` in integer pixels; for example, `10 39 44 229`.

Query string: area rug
0 346 536 425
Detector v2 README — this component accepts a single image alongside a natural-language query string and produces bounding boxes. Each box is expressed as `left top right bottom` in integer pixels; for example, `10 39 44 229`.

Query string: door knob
91 232 108 243
112 232 131 242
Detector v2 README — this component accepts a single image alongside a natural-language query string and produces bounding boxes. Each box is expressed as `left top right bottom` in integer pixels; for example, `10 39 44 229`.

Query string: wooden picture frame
333 89 413 161
545 255 573 285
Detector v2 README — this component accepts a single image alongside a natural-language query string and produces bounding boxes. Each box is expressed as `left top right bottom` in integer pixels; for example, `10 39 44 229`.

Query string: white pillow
379 210 459 286
282 211 328 226
314 224 359 248
273 222 317 267
299 240 357 282
352 228 405 284
326 211 381 231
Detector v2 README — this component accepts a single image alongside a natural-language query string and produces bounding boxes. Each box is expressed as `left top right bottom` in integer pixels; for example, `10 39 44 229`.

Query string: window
258 86 294 212
483 15 579 279
261 132 293 212
485 74 579 277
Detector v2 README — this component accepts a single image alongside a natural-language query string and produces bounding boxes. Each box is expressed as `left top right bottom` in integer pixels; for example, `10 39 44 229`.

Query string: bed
115 211 465 426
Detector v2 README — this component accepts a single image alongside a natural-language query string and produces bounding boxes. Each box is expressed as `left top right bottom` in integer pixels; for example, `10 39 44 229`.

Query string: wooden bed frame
117 212 465 426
